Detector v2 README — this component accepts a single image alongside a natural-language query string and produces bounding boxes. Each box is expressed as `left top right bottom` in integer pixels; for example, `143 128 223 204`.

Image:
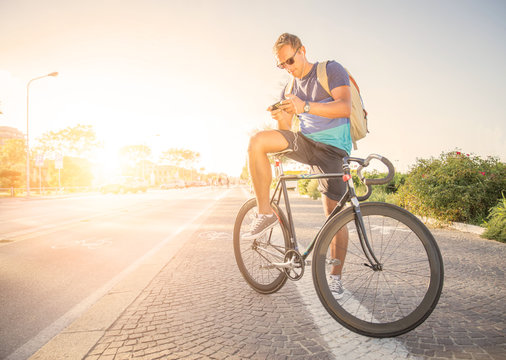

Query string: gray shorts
277 130 348 201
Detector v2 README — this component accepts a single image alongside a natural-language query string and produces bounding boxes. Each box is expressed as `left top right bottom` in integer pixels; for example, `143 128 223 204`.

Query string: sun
90 145 122 184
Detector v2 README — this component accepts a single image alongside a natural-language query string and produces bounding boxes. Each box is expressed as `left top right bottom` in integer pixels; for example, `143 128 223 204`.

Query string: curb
295 191 487 236
417 216 485 236
446 221 485 235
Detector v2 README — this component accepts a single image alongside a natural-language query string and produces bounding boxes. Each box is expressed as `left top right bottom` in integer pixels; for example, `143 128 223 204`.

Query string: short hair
273 33 302 53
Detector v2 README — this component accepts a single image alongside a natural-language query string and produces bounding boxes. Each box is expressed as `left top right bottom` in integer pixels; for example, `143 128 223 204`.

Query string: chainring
283 249 305 281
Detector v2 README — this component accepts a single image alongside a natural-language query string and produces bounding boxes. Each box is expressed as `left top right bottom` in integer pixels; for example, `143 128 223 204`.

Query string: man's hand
267 102 294 130
267 95 304 115
271 85 353 120
284 94 305 114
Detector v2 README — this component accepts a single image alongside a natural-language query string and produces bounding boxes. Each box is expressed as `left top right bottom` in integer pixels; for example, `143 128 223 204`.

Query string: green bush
307 179 321 200
297 178 311 195
298 178 321 200
397 151 506 225
297 170 405 203
353 171 406 204
483 192 506 242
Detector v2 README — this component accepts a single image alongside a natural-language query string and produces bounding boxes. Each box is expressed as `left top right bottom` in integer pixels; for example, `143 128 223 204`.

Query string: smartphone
270 101 282 111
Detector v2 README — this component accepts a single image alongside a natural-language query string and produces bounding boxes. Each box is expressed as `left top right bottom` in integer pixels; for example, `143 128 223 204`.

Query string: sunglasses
277 46 300 69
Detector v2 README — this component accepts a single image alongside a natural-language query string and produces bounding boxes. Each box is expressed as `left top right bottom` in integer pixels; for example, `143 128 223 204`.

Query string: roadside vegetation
0 124 212 194
298 150 505 243
298 179 321 200
482 192 506 242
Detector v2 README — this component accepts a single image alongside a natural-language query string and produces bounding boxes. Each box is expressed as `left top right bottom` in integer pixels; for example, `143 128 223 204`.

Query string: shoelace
330 278 343 292
250 214 267 232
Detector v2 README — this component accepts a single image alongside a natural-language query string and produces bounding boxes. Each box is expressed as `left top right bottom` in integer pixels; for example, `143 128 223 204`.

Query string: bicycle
233 152 444 338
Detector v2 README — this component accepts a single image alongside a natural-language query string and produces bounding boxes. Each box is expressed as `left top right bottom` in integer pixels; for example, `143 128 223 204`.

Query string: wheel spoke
371 272 380 323
380 271 407 319
354 271 377 318
340 270 375 307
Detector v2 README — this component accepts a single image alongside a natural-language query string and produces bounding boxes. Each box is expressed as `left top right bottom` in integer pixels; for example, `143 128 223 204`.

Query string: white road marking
50 237 113 250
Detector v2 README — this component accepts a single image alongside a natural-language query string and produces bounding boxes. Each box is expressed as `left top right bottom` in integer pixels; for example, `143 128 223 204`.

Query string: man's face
276 44 304 78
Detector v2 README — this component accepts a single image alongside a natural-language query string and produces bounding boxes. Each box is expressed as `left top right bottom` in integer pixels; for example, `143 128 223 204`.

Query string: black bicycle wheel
312 202 444 337
233 198 292 294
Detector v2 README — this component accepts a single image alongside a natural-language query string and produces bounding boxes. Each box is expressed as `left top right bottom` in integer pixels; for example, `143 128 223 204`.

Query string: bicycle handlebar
349 154 395 201
347 154 395 201
357 154 395 186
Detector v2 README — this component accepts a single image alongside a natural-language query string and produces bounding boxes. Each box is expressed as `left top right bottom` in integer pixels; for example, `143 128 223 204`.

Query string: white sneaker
329 276 344 299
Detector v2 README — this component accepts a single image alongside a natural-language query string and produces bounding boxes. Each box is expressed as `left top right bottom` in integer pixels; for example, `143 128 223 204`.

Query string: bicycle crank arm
260 260 293 269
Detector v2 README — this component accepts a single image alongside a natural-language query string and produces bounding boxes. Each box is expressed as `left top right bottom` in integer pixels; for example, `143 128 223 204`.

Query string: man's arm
285 85 352 118
306 85 352 118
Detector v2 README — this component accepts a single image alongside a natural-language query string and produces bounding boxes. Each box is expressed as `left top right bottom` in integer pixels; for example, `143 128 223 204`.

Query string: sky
0 0 505 176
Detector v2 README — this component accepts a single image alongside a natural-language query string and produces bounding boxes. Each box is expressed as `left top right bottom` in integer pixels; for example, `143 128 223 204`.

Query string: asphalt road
0 188 227 360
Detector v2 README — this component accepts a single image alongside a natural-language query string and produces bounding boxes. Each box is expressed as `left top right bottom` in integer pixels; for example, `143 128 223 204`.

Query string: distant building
0 126 24 146
152 164 179 185
132 161 179 186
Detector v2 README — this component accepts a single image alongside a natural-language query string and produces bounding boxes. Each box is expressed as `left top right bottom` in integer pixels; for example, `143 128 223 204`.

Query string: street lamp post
26 72 58 196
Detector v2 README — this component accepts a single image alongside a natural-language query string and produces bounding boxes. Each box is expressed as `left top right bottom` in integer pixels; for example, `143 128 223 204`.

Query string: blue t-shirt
282 61 352 154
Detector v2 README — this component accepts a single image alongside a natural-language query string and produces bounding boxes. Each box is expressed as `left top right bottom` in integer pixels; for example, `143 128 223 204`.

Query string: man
245 33 352 298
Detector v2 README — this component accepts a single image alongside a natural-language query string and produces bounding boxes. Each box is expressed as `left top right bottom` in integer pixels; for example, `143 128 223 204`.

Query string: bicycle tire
312 202 444 337
233 198 292 294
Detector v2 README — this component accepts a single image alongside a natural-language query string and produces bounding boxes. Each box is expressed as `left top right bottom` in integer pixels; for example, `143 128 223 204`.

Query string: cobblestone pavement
83 188 505 359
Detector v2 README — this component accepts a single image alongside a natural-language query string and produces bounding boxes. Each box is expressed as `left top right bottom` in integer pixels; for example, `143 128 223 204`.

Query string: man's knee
248 130 290 156
248 132 262 153
248 130 273 154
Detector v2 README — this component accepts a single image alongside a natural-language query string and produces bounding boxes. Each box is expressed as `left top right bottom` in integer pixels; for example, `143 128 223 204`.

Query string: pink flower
456 151 461 155
480 172 486 176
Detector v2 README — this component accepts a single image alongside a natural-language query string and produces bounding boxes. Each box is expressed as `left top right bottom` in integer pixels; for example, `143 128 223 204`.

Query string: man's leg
321 194 348 276
248 130 289 215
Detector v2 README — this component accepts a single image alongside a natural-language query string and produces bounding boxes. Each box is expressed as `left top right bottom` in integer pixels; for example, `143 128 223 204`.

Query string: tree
58 157 93 188
161 148 200 168
35 124 100 158
0 169 22 188
0 138 25 167
119 144 152 178
33 124 100 188
240 162 249 182
120 144 151 164
160 148 201 181
0 139 26 188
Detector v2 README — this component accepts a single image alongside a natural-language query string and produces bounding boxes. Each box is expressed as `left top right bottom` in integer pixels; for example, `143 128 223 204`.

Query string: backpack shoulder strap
316 61 331 96
318 61 361 95
285 76 295 97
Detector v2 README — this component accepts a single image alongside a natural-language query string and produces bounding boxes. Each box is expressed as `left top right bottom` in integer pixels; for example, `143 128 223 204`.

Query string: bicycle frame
269 155 382 269
236 152 442 337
